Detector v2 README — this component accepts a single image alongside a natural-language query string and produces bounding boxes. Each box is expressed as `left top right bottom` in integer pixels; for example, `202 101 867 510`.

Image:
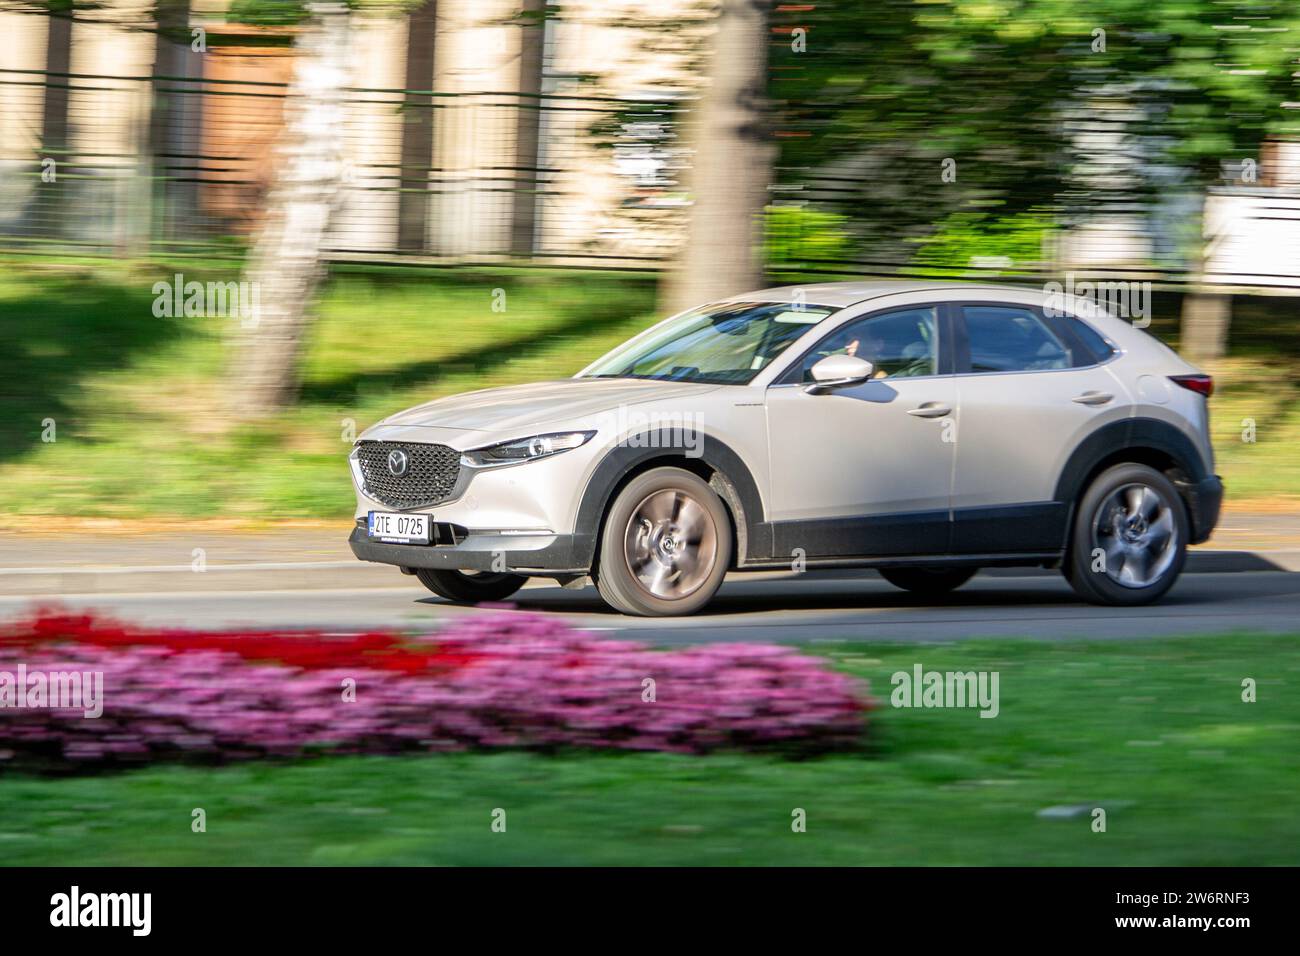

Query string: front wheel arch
575 436 766 572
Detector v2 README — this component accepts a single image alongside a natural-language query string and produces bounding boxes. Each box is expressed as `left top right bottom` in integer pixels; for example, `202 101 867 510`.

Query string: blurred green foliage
765 205 855 264
912 211 1057 272
223 0 422 25
225 0 312 25
770 0 1300 258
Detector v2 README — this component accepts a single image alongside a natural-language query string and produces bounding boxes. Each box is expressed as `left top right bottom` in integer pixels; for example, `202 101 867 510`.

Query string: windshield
580 301 836 385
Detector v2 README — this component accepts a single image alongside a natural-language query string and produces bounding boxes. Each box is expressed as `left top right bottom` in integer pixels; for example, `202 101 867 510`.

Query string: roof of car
723 279 1038 308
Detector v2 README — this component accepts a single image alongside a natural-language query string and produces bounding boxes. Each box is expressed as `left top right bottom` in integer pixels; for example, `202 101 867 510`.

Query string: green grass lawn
2 633 1295 865
0 258 1296 519
1204 357 1300 502
0 260 656 518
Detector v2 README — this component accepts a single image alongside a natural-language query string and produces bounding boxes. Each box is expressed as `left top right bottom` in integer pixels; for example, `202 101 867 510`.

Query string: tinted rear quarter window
963 306 1071 373
1064 315 1117 364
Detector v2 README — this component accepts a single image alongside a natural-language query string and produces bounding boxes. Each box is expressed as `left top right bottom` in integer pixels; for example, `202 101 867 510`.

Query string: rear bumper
348 526 594 575
1181 474 1224 545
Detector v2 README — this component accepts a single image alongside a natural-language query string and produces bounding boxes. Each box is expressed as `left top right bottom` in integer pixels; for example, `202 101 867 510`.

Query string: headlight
461 431 595 468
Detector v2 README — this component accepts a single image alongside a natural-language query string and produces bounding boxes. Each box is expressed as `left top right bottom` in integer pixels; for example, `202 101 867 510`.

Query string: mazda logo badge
386 449 409 477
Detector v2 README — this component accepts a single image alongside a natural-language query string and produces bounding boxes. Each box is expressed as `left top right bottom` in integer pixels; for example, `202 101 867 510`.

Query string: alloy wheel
1091 482 1179 589
622 488 718 600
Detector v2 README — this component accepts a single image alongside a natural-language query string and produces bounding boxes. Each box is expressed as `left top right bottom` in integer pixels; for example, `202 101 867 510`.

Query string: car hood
376 378 724 436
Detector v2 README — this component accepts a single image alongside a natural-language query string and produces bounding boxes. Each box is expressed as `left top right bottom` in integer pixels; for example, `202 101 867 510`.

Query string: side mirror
805 354 875 394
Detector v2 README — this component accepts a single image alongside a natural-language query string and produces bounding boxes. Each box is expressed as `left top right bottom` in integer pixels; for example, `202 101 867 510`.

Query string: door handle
1072 391 1114 406
907 403 952 418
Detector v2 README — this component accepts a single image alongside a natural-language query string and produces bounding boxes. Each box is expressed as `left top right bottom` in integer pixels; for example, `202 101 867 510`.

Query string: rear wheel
1064 463 1187 606
594 467 732 616
415 568 526 603
879 566 977 594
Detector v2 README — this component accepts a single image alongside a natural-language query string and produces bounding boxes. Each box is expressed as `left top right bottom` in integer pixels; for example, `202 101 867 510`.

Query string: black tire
879 566 977 594
1064 462 1188 606
594 467 732 617
414 568 526 603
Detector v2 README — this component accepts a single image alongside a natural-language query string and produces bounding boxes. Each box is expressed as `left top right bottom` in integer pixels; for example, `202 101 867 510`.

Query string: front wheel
415 568 527 603
594 467 732 616
879 566 977 595
1064 463 1188 606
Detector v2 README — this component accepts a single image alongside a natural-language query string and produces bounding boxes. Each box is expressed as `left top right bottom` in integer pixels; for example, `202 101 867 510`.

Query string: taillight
1169 374 1214 398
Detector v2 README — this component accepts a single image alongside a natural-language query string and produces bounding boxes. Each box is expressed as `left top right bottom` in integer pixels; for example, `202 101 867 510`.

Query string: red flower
4 609 481 675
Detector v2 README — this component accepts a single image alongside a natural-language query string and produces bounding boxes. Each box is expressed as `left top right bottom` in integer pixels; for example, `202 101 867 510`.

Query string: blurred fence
0 67 686 267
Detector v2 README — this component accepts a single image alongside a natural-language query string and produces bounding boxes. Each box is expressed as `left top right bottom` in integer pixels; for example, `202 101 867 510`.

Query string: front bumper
1181 474 1224 545
348 525 595 575
349 426 603 538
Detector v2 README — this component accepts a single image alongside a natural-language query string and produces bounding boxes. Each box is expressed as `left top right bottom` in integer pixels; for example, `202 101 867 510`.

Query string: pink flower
0 610 870 768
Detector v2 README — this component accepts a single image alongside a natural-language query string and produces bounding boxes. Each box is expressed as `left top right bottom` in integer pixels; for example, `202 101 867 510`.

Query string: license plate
367 511 431 544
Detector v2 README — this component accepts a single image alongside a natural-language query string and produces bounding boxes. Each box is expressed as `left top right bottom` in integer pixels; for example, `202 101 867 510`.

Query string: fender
573 434 770 568
1053 416 1210 510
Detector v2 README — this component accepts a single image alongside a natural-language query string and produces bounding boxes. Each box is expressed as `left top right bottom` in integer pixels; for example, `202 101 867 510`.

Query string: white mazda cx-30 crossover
348 281 1222 616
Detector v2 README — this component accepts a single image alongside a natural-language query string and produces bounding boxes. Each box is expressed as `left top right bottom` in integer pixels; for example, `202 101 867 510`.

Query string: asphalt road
4 569 1296 645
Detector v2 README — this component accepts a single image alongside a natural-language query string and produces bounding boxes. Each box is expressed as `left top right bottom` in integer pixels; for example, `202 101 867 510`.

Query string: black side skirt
764 502 1069 564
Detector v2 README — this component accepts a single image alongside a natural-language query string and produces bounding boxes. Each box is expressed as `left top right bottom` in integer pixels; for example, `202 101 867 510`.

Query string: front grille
354 441 461 509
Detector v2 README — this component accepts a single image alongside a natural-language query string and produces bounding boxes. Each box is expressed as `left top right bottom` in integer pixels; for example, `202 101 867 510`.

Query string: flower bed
0 610 868 768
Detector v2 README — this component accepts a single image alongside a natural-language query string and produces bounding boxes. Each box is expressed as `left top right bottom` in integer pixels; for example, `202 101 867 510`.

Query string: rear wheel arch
1054 418 1206 549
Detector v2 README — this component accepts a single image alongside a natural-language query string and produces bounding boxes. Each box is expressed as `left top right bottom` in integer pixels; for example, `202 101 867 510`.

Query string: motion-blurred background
1 2 1298 869
0 0 1296 517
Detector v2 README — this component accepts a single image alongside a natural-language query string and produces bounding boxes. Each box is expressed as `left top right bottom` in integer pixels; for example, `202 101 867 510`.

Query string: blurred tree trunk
41 4 72 154
1180 289 1231 361
148 0 196 247
661 0 774 315
34 1 73 237
510 0 545 256
228 1 352 418
396 0 436 253
1179 206 1231 361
